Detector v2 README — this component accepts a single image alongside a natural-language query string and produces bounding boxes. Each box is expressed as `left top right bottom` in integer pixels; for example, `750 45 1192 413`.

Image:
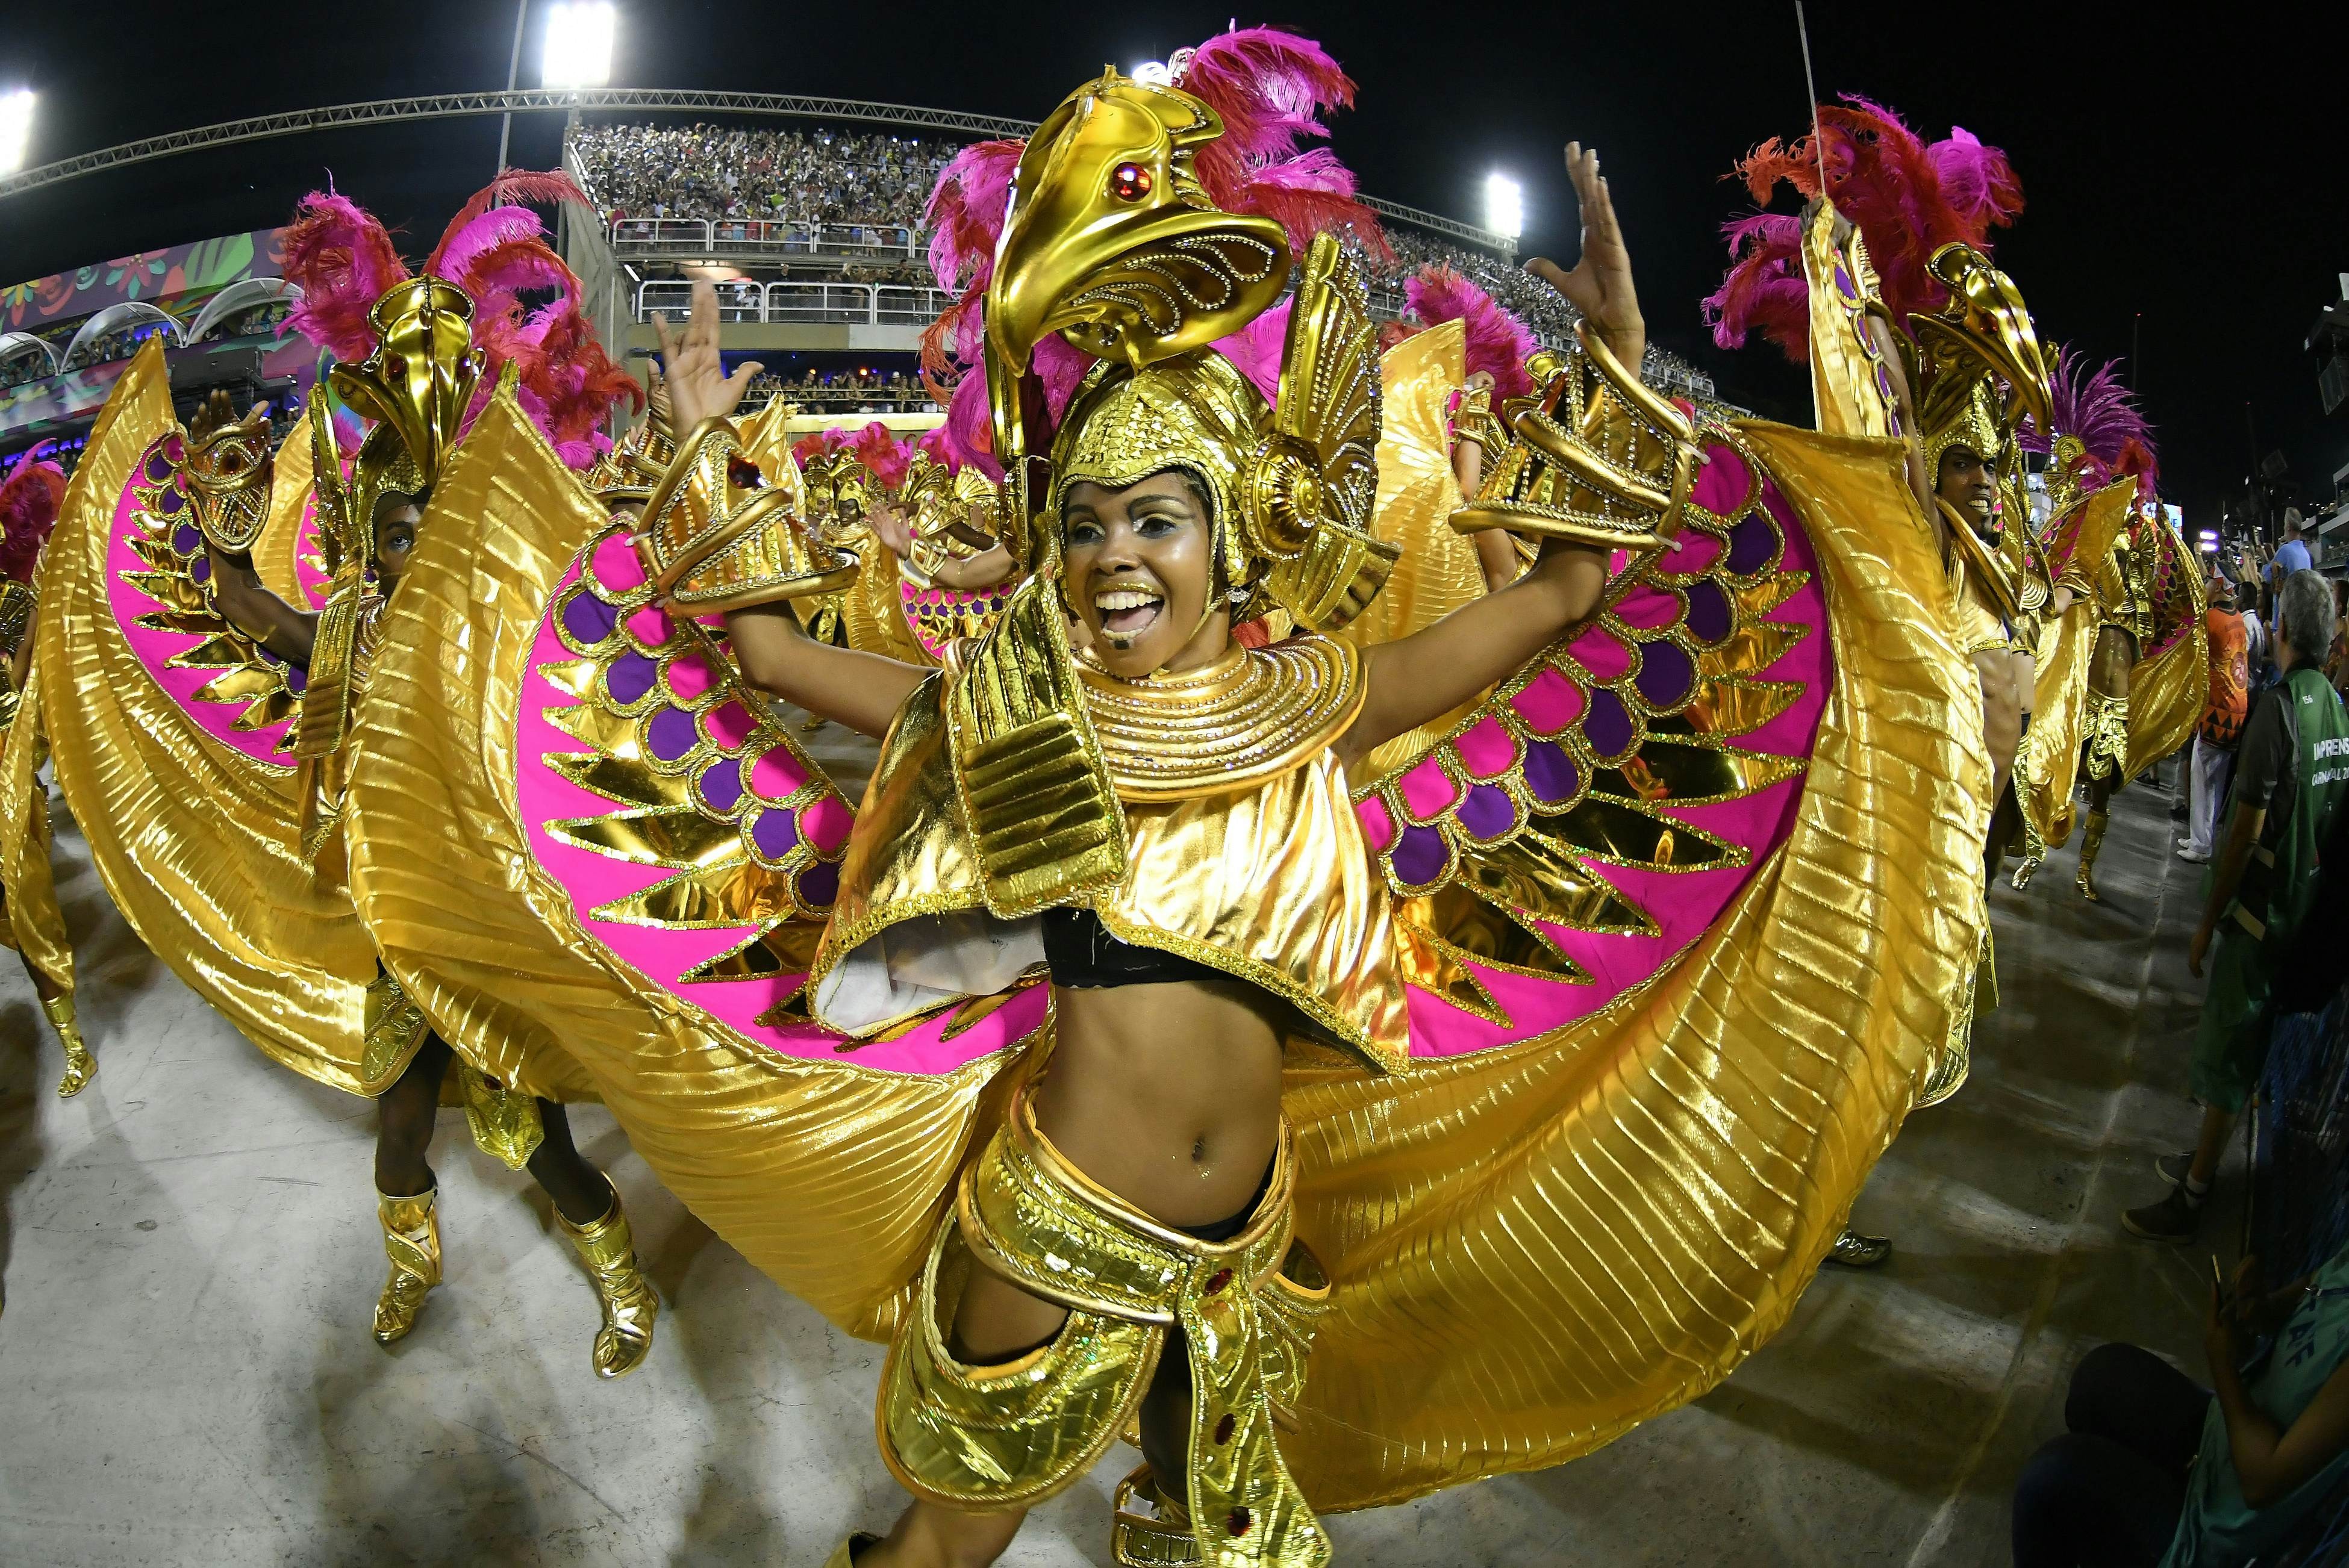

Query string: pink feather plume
1406 265 1536 399
0 456 66 585
280 190 412 364
1706 97 2025 363
852 422 913 489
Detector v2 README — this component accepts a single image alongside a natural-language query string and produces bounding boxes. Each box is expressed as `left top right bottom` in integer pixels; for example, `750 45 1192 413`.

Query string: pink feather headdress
2018 349 2159 500
1404 266 1536 399
920 26 1384 476
0 456 66 585
279 172 641 469
851 422 913 490
1703 97 2024 362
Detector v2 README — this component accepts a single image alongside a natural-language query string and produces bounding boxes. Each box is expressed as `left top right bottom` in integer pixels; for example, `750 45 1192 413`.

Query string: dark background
4 2 2340 526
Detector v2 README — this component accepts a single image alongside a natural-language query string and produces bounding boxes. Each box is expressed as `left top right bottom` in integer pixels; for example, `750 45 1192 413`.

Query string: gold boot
45 995 95 1098
558 1183 658 1380
2009 820 2045 892
373 1186 443 1344
2076 809 2109 902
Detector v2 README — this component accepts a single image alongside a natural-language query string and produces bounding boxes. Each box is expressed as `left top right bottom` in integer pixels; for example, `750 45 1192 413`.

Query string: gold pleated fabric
2126 539 2209 780
1342 321 1490 781
37 343 378 1089
0 646 74 997
2014 599 2095 850
345 383 1023 1336
1277 422 1987 1511
251 405 319 606
355 384 1984 1504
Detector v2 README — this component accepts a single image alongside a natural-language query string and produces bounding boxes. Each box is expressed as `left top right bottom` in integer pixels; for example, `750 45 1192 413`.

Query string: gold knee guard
879 1086 1330 1567
458 1064 544 1171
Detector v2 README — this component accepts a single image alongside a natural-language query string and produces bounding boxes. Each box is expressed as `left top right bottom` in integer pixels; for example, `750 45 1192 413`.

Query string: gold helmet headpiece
1906 243 2050 490
318 277 485 568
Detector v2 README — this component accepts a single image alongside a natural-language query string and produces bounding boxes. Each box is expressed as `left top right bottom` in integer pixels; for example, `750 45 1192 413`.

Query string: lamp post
0 90 34 177
495 1 528 176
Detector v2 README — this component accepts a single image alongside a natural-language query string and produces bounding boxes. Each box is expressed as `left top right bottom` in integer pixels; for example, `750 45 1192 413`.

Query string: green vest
2236 665 2349 947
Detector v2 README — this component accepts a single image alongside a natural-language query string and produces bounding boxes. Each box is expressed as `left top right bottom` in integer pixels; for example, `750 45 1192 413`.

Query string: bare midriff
949 977 1285 1361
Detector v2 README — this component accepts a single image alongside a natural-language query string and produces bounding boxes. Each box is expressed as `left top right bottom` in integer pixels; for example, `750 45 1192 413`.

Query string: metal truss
0 89 1508 253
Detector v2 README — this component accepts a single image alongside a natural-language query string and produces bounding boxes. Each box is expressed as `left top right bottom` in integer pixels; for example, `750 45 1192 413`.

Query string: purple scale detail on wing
646 706 699 762
171 524 202 555
157 488 184 515
1458 785 1518 842
1684 579 1730 644
797 859 840 907
1725 511 1776 576
699 756 743 812
1635 641 1694 707
606 650 657 705
190 555 211 585
1391 824 1449 887
1524 740 1579 804
145 452 175 485
285 664 308 694
562 590 619 646
1585 689 1633 757
752 807 800 861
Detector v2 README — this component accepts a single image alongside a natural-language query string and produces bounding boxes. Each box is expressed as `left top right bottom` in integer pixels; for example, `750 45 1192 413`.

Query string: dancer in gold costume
10 176 660 1374
2006 354 2160 894
355 28 1979 1564
2067 496 2207 900
0 454 95 1097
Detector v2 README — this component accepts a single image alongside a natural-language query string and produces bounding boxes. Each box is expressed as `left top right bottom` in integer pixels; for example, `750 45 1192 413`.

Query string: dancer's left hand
1525 143 1644 372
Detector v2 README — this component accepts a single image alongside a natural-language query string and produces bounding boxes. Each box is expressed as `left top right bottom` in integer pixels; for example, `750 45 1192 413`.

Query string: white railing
611 217 921 260
634 279 953 326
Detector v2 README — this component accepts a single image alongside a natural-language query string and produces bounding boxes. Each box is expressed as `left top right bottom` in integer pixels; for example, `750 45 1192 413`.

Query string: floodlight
1484 172 1523 241
0 91 34 176
543 3 616 89
1131 60 1173 85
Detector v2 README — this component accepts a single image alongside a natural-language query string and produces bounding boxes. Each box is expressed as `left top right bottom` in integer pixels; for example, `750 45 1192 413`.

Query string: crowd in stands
576 123 955 231
575 120 1713 399
745 366 935 413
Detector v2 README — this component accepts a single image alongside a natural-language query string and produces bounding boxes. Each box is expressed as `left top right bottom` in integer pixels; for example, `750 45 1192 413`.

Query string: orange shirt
2202 609 2251 747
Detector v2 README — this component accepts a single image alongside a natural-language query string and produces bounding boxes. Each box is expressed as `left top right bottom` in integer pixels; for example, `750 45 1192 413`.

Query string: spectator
2180 583 2256 863
2011 1240 2349 1567
2124 570 2349 1242
2269 512 2312 590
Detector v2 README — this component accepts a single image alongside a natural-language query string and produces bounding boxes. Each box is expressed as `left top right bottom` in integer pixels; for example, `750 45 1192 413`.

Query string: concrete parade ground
0 766 2221 1567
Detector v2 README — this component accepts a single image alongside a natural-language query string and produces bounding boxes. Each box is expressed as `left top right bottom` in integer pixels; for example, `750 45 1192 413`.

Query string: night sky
4 2 2341 526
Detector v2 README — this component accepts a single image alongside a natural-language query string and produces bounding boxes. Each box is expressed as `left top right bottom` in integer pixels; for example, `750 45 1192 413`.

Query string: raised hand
652 279 764 430
1525 143 1645 373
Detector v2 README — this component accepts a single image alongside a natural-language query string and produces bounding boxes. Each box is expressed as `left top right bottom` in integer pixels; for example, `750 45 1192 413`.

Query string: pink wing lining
516 525 1045 1076
1353 441 1831 1059
108 433 308 768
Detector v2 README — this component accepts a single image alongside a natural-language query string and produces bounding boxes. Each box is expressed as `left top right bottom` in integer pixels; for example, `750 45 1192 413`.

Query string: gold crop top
810 643 1409 1072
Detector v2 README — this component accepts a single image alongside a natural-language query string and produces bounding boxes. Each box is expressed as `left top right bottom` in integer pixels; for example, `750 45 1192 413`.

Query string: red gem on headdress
1226 1507 1252 1537
1204 1268 1232 1295
728 456 766 491
381 353 407 378
1109 162 1153 202
1214 1413 1236 1445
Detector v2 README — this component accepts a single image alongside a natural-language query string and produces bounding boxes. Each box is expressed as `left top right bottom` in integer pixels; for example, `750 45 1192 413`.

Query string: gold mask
326 277 485 559
181 404 276 555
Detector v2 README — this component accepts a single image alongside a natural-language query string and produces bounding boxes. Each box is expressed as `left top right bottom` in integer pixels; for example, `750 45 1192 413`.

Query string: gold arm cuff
641 416 858 611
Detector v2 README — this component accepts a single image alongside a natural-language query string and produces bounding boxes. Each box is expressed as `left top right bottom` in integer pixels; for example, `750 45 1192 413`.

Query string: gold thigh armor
879 1086 1332 1567
2082 691 2129 782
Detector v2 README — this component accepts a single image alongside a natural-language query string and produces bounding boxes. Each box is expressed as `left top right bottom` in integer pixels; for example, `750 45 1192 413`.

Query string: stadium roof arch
0 90 1515 254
